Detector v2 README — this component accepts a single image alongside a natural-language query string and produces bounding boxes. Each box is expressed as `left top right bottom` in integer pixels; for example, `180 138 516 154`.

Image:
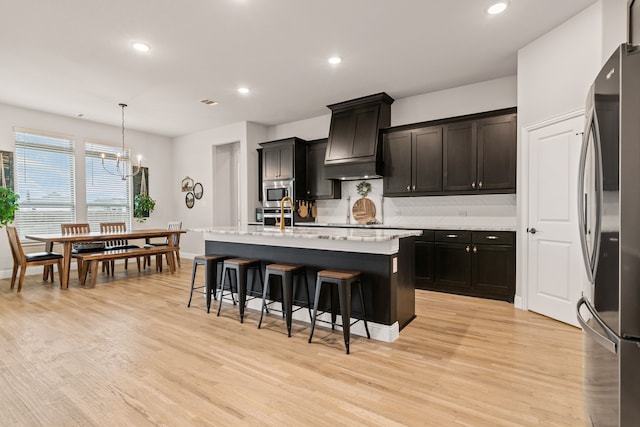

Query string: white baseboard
237 297 399 343
514 295 524 310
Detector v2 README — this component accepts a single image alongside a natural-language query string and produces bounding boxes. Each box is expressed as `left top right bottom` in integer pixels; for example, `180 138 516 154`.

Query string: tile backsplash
315 178 517 228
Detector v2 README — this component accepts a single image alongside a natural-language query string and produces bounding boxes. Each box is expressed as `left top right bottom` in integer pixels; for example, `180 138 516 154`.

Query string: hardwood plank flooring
0 262 584 426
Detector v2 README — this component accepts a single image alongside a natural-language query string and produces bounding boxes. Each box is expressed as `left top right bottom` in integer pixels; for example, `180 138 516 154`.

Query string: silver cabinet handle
486 235 498 240
472 182 476 189
446 234 459 238
466 245 470 253
473 246 477 253
479 181 483 189
406 185 410 191
412 185 416 191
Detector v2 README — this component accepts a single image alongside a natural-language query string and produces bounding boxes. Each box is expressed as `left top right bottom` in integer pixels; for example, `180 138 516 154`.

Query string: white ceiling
0 0 597 138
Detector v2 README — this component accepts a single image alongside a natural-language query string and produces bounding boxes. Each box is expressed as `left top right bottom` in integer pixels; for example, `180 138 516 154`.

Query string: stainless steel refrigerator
577 43 640 426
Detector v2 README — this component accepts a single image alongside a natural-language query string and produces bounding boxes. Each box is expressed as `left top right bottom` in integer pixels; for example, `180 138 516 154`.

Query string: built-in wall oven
262 180 294 227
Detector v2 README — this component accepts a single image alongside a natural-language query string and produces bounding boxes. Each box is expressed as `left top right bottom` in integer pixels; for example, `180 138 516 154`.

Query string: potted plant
0 187 19 227
134 193 156 223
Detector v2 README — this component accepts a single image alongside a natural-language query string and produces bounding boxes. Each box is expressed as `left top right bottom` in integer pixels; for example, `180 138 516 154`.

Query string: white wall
0 102 173 276
171 121 268 257
391 76 518 127
515 0 626 303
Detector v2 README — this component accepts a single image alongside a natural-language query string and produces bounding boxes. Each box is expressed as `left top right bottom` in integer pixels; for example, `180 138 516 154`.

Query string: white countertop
192 225 422 242
193 225 423 255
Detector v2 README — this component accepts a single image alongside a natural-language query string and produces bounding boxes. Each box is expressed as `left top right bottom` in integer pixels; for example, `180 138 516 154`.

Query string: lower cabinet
416 229 515 302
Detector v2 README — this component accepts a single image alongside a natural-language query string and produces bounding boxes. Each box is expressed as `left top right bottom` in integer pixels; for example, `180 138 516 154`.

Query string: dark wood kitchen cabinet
382 108 517 196
305 138 341 200
260 137 306 182
383 126 443 196
477 114 517 192
443 121 477 192
416 229 515 302
433 231 473 292
415 230 435 289
470 231 515 301
262 141 294 180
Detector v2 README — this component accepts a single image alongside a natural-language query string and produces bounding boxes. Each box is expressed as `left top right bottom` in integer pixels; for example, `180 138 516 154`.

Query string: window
85 142 132 232
14 129 76 239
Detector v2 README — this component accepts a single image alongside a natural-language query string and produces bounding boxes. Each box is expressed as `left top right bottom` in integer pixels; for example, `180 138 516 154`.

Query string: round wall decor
193 182 203 200
185 192 195 209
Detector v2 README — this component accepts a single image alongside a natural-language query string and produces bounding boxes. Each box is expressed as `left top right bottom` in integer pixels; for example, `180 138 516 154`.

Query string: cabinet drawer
435 230 471 243
416 230 435 242
472 231 514 245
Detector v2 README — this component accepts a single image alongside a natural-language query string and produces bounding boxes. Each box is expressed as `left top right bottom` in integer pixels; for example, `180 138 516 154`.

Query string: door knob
527 227 538 234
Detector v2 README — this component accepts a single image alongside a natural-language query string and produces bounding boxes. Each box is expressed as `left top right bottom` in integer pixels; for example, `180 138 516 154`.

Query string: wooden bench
76 246 178 287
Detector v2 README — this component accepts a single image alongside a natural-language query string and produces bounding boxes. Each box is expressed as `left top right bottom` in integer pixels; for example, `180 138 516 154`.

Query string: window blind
14 130 76 239
85 142 132 232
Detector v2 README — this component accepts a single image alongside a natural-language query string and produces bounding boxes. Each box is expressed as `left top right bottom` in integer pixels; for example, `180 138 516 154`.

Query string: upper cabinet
443 120 477 192
476 114 517 192
262 140 295 180
306 139 341 200
324 92 394 180
383 108 517 197
383 126 443 195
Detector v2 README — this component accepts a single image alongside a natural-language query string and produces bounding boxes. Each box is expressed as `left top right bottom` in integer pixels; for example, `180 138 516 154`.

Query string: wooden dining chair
144 221 182 270
99 222 141 274
61 223 105 279
6 225 63 292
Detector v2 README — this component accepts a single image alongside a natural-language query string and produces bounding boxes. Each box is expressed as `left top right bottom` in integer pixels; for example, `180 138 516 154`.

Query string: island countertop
191 225 421 242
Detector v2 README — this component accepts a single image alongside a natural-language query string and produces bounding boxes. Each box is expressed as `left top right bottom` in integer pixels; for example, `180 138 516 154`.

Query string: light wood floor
0 261 585 426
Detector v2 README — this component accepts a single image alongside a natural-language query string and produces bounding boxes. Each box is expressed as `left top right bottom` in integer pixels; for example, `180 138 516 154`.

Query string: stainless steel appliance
262 180 294 227
262 180 293 208
577 42 640 426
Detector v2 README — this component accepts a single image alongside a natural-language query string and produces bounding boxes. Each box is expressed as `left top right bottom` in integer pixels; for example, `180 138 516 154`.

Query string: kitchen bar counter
197 225 418 342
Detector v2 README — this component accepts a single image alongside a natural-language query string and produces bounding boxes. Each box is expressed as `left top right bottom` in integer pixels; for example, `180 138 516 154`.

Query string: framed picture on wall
0 151 14 189
181 176 194 192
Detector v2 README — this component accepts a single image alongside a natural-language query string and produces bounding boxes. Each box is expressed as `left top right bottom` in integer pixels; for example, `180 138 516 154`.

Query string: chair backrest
167 221 182 246
6 226 25 266
100 222 127 246
61 223 90 234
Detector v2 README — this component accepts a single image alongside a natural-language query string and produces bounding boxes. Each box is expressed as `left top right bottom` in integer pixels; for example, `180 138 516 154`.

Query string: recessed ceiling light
487 1 509 15
238 87 250 94
328 56 342 65
132 42 151 52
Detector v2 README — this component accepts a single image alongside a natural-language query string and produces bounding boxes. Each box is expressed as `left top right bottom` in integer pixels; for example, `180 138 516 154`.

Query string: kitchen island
195 225 421 342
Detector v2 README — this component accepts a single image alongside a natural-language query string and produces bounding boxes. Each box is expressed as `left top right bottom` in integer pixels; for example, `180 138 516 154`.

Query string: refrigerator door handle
576 296 618 355
577 108 595 283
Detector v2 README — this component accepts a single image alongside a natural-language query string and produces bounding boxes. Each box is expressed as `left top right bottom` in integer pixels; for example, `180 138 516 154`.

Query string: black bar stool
217 258 264 323
258 264 312 337
188 254 228 312
308 269 371 354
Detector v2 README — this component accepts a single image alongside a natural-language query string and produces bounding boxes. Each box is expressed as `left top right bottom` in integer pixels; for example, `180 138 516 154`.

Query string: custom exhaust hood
324 92 394 180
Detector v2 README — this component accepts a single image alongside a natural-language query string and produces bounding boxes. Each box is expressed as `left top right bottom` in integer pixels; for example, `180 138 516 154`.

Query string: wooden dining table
26 229 184 289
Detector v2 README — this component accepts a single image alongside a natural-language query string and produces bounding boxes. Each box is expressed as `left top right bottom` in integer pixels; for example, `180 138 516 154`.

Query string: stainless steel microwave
263 180 294 207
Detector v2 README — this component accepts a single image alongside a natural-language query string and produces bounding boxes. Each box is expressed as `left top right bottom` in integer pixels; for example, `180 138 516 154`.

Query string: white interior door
526 114 586 327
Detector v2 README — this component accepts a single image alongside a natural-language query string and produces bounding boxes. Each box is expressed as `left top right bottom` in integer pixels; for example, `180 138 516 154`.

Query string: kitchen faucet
280 196 293 232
